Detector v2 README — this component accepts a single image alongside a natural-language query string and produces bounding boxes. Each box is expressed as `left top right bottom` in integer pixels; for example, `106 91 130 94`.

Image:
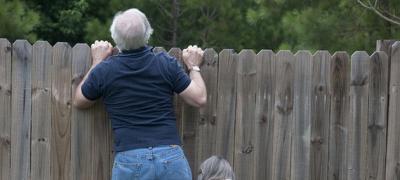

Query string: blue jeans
112 145 192 180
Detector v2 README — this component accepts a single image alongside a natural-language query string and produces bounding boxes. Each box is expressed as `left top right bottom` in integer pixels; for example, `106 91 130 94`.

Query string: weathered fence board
194 49 219 174
92 102 110 180
215 49 237 164
254 50 275 180
328 52 351 180
11 40 32 180
0 38 11 180
310 51 331 180
168 48 184 140
51 43 72 180
272 50 295 180
235 50 257 180
291 51 312 180
386 42 400 180
31 41 52 180
367 51 388 180
71 44 93 180
348 51 370 180
1 39 400 180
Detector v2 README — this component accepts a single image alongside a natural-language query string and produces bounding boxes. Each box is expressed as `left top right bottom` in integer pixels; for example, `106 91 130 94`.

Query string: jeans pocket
161 148 192 180
112 153 143 180
113 162 143 180
162 148 185 163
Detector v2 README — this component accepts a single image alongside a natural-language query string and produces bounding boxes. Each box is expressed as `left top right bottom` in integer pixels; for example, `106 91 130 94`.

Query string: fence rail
0 39 400 180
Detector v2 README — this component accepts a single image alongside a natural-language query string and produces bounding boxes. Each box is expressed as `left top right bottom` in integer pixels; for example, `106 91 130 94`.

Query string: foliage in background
0 0 39 42
1 0 399 52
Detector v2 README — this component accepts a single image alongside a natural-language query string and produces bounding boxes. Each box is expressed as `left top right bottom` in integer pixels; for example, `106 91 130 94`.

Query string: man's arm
73 40 113 109
179 45 207 107
73 65 98 109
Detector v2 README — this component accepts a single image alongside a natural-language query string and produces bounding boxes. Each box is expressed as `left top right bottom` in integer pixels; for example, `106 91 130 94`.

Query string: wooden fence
0 38 400 180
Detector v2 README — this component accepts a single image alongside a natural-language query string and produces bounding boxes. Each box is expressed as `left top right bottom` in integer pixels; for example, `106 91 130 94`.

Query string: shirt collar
120 46 152 54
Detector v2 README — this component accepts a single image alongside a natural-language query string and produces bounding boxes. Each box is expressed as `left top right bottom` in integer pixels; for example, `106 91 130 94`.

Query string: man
73 8 207 180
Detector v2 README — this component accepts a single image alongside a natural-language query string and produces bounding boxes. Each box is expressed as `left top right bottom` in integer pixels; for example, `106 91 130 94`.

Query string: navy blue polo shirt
81 46 191 152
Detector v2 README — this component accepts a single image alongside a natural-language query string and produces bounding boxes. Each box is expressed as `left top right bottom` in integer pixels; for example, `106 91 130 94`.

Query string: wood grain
328 52 350 180
31 41 52 180
291 51 312 180
272 50 295 180
11 40 32 180
254 50 275 180
386 41 400 180
235 50 257 180
71 44 93 180
0 38 11 180
51 42 72 180
215 49 237 164
348 51 370 180
367 51 388 180
92 103 110 180
168 48 184 140
310 51 331 180
194 48 219 173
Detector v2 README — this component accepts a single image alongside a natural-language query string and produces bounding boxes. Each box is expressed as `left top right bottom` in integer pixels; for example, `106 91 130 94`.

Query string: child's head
198 156 235 180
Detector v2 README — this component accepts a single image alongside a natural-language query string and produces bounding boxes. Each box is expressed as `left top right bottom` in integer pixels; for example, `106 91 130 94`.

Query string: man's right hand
182 45 204 70
91 40 113 66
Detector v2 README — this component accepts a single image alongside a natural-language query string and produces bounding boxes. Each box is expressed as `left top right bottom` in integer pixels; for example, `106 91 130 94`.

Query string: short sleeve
170 59 191 93
81 65 104 101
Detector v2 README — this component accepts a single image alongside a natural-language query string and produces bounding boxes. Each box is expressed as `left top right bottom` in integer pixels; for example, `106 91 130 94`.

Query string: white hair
110 8 153 51
198 156 235 180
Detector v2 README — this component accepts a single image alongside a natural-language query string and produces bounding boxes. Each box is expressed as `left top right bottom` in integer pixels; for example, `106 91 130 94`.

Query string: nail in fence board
51 42 72 180
310 51 331 180
328 52 350 180
254 50 275 180
272 50 295 180
235 50 257 180
11 40 32 180
0 38 11 180
31 41 52 180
